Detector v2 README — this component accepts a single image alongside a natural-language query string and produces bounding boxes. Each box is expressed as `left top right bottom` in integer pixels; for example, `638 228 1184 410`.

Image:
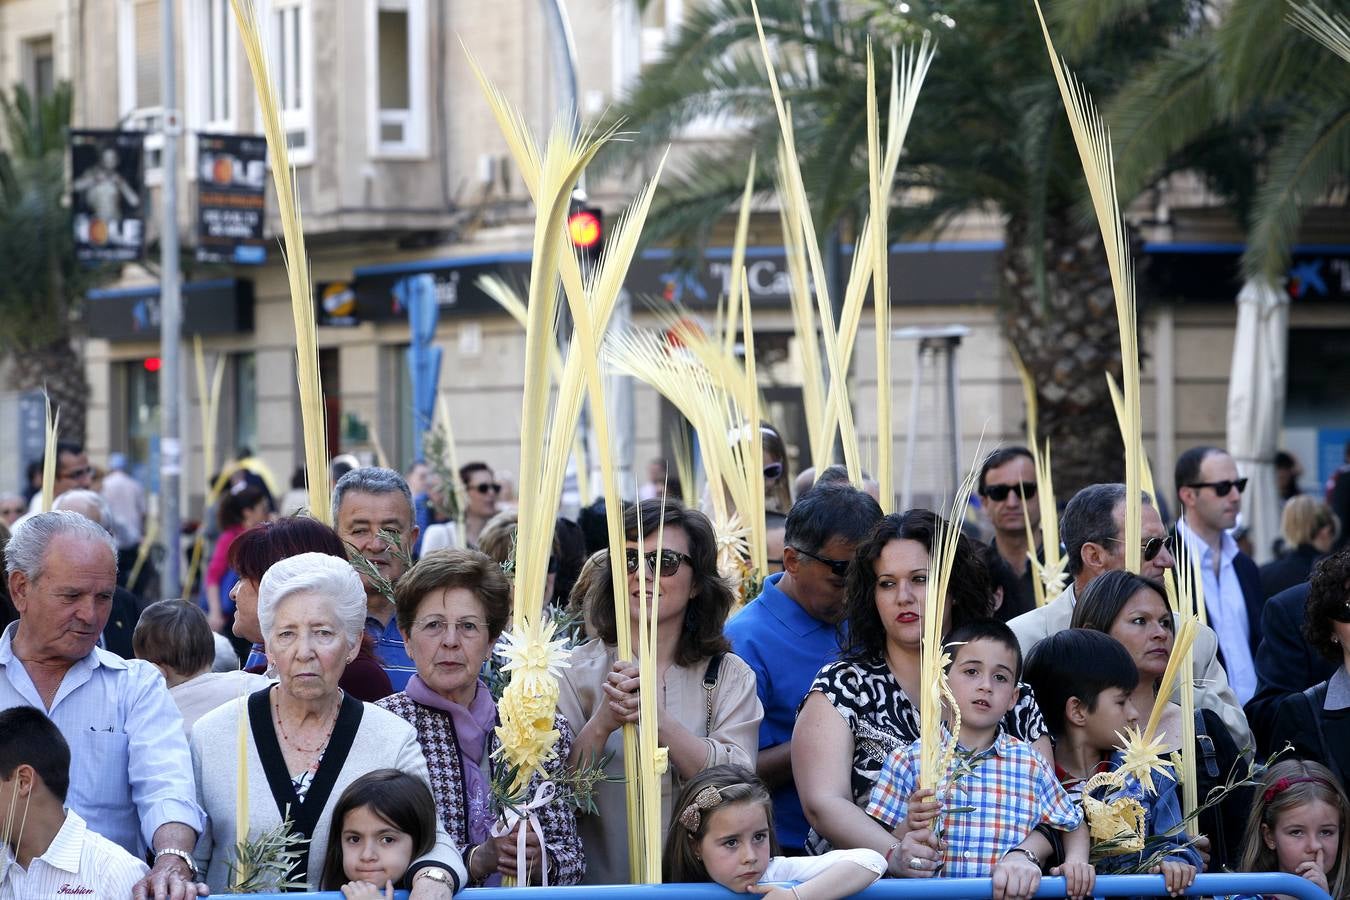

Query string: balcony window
24 36 54 103
189 0 238 133
368 0 427 157
269 0 313 165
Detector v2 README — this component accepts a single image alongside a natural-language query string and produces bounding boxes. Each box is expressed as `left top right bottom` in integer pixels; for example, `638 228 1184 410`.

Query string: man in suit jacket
1174 447 1265 706
1009 482 1253 751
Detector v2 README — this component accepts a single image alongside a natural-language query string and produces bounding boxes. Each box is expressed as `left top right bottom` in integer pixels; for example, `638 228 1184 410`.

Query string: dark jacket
1232 551 1265 657
1258 543 1324 601
1273 678 1350 784
1245 583 1338 756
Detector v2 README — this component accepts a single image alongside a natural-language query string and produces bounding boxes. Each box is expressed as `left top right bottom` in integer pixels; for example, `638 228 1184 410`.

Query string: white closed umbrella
1225 277 1289 564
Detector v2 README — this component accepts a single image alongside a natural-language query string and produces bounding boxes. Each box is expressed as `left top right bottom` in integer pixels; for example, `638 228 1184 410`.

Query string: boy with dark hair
1023 629 1202 896
866 619 1092 897
0 707 149 895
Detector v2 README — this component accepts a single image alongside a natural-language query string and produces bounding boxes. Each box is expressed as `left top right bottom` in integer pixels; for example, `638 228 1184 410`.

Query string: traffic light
567 205 603 262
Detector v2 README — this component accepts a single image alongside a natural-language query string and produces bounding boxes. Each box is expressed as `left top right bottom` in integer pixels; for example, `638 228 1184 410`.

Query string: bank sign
329 243 1002 324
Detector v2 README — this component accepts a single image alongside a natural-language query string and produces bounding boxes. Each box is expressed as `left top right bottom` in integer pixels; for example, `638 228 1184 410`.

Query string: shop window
368 0 427 157
232 352 258 459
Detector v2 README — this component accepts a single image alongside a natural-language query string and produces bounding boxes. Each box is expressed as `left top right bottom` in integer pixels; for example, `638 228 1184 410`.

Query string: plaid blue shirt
866 729 1081 879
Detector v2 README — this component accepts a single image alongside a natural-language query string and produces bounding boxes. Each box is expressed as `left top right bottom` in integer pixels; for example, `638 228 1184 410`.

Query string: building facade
1 0 1347 527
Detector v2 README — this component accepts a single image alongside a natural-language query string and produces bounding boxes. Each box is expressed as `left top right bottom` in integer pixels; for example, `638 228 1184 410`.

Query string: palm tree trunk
1001 216 1129 496
8 337 89 444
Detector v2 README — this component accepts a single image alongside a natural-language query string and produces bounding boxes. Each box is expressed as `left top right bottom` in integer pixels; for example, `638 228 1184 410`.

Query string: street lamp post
158 0 182 599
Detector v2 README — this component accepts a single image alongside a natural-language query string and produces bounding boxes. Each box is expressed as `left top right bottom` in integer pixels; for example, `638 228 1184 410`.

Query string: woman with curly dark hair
1275 551 1350 783
793 509 1054 877
556 498 763 884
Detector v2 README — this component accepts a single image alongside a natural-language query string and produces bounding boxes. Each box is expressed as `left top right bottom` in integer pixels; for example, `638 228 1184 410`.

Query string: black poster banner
195 133 267 264
70 130 145 263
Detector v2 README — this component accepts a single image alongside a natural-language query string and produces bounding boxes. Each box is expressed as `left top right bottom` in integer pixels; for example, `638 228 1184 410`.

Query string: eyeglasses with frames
0 506 23 516
1185 478 1248 497
624 548 693 578
763 462 784 481
790 545 851 578
59 466 93 481
411 616 488 640
981 482 1037 502
472 483 502 496
1107 533 1175 563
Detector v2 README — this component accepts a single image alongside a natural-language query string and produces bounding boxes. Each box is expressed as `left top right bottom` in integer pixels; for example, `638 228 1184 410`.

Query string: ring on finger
909 857 926 870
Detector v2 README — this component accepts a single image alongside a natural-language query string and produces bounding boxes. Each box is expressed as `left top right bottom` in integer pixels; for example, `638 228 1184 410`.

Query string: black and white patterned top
803 656 1047 853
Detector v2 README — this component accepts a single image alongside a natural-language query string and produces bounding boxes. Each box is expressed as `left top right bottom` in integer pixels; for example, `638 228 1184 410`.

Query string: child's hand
1295 848 1329 893
903 787 941 834
1050 860 1095 900
992 850 1041 900
747 885 796 900
1149 859 1196 897
341 880 394 900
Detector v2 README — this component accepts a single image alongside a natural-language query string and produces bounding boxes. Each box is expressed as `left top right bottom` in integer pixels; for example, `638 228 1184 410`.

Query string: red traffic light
567 208 602 249
143 357 162 372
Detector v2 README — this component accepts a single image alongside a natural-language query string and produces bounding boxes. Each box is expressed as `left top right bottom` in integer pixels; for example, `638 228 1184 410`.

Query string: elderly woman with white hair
189 552 467 894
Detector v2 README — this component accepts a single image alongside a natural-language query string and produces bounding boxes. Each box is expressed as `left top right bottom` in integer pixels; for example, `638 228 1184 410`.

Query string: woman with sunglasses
1275 550 1350 785
793 510 1055 879
763 424 793 515
556 499 764 884
1072 569 1248 869
459 461 502 549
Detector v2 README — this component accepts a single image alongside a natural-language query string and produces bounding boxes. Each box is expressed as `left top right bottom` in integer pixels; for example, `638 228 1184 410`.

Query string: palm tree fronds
1289 2 1350 63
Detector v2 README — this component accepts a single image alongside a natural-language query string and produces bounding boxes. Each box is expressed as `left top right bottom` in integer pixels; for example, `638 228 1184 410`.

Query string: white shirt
0 809 148 899
762 848 887 883
169 670 271 735
0 624 206 856
100 470 146 548
1177 517 1257 704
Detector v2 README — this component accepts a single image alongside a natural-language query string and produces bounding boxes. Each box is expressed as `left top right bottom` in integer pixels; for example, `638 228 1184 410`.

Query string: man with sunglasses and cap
1008 482 1253 751
725 481 883 853
977 447 1041 620
1175 446 1264 706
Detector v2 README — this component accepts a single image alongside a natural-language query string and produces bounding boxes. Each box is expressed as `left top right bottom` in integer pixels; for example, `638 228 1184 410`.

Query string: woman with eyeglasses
557 498 764 884
377 549 584 886
762 424 793 515
459 461 502 549
793 509 1055 877
1276 550 1350 786
1072 569 1248 869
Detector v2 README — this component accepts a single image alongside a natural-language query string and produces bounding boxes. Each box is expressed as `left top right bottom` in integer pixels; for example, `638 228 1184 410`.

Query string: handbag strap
703 653 725 736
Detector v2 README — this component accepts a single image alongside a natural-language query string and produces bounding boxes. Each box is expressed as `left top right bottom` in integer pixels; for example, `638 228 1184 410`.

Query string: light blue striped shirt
0 623 207 856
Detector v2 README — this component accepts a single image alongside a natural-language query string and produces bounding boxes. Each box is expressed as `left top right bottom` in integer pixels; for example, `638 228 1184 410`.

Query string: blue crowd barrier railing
212 872 1331 900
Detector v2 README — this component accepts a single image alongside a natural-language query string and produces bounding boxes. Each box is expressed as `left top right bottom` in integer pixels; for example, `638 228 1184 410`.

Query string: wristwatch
1005 846 1042 870
153 848 200 879
413 866 456 889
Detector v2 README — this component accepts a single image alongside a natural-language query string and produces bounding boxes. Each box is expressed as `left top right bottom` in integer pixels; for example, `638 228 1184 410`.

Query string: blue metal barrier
213 872 1331 899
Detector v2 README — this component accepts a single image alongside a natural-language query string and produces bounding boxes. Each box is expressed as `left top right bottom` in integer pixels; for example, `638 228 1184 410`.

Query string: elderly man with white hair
189 551 466 894
0 510 208 900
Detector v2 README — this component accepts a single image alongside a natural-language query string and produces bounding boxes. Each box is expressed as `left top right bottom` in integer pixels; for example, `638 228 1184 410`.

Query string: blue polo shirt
724 572 843 849
365 615 416 692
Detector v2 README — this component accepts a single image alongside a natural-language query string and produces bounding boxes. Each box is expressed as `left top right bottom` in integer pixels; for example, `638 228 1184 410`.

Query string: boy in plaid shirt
866 619 1092 898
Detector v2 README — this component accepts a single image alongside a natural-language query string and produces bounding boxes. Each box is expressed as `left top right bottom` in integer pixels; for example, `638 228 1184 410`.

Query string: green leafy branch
228 813 310 893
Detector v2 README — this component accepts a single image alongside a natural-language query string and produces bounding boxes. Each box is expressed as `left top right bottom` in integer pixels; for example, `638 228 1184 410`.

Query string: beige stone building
2 0 1348 534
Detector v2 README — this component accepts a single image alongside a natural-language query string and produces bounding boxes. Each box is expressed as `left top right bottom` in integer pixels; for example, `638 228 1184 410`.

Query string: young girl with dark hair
320 769 439 895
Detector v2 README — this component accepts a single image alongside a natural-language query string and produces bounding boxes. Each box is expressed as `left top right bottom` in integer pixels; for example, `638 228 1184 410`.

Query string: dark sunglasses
472 483 502 496
1185 478 1248 498
790 545 851 578
60 466 93 481
624 548 693 578
1329 604 1350 624
764 462 784 481
981 482 1037 502
1108 533 1174 563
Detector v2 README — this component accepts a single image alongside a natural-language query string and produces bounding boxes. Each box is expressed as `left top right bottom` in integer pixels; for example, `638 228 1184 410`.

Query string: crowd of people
1 435 1349 900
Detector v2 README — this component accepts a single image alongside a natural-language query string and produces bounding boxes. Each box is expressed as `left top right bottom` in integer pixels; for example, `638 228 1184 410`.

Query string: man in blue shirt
0 511 206 899
333 467 421 691
725 481 882 852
